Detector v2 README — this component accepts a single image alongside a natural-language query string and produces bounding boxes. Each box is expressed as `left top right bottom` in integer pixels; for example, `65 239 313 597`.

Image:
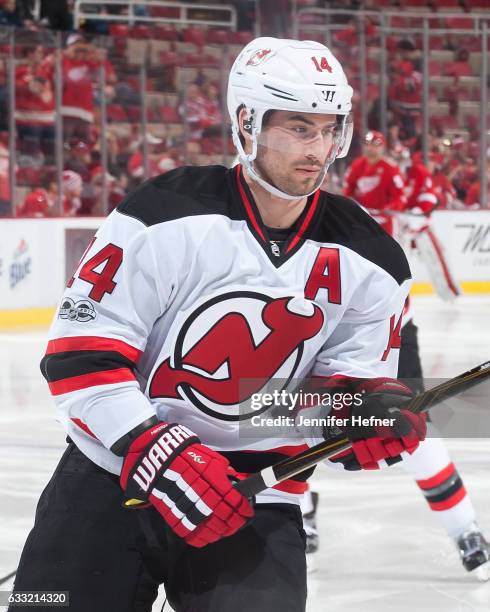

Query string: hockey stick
233 360 490 499
0 569 16 586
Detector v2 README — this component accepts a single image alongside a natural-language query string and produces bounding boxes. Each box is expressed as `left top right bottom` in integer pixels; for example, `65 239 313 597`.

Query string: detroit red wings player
343 130 406 235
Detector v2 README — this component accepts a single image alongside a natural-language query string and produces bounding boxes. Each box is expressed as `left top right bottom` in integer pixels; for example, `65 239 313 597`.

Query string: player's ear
238 107 253 151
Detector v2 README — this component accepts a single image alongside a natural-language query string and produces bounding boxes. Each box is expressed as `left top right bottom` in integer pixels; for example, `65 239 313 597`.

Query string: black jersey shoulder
117 165 234 226
310 192 411 286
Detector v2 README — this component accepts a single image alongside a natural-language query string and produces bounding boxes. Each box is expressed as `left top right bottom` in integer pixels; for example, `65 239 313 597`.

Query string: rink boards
0 210 489 328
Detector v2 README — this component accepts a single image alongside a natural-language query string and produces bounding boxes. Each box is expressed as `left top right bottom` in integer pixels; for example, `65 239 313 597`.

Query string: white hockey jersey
41 164 412 504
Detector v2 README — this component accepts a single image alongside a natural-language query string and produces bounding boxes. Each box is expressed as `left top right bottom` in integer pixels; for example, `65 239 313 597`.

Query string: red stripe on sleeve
416 462 456 490
427 486 467 511
70 418 98 439
48 368 136 396
46 336 142 363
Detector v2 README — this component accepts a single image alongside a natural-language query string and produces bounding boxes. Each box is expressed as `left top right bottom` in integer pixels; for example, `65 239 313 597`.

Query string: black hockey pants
10 443 307 612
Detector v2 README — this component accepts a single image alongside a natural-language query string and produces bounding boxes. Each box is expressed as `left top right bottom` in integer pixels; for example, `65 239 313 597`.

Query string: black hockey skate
456 524 490 581
303 491 319 554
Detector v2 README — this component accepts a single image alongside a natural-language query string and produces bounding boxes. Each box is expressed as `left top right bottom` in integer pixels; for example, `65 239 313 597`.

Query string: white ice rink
0 295 489 611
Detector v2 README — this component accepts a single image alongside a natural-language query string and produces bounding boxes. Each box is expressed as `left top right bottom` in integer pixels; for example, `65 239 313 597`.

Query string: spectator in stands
64 139 101 213
62 169 83 216
450 154 478 203
395 38 421 72
388 60 422 140
181 83 208 139
88 164 117 215
333 16 377 51
39 0 71 30
186 140 202 166
64 140 92 182
0 0 23 27
15 45 55 162
17 175 58 217
126 132 177 188
465 159 490 209
386 120 404 158
0 55 7 132
442 75 462 118
18 189 51 217
0 141 11 215
60 34 99 144
102 130 128 182
200 82 223 138
445 47 471 78
427 152 457 209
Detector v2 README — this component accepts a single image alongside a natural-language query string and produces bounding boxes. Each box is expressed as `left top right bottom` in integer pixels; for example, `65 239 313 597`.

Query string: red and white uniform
15 62 55 126
61 56 98 123
41 165 411 506
432 171 456 209
18 189 51 217
343 156 406 235
405 162 438 214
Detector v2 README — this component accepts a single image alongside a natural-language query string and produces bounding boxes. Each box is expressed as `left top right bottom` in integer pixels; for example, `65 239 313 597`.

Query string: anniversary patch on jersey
58 297 97 323
149 291 325 421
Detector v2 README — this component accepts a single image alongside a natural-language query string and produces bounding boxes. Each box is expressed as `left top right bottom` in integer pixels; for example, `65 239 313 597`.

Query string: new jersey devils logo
246 48 272 66
149 292 324 421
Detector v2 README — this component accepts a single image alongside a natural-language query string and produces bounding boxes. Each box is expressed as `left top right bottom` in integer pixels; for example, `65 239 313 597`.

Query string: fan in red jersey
17 189 50 217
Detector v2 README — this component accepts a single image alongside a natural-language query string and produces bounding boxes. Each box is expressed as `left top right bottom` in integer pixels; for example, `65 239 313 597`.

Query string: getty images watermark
247 388 396 429
237 376 490 439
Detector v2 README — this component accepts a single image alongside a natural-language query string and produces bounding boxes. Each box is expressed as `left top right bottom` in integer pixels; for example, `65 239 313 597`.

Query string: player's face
255 111 338 197
365 142 384 161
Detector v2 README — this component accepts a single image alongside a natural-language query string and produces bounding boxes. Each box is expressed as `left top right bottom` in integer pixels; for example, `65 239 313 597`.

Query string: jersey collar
233 164 321 266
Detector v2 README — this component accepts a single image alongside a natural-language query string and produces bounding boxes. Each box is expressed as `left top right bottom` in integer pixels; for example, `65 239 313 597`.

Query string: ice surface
0 296 489 611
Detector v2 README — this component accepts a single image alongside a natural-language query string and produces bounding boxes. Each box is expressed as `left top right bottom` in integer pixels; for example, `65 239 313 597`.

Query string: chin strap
243 158 327 201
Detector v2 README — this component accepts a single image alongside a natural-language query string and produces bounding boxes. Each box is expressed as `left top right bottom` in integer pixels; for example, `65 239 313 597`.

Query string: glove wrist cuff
121 422 200 499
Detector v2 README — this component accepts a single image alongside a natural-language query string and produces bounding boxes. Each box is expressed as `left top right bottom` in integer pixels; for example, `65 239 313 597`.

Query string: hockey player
11 38 427 612
343 130 406 235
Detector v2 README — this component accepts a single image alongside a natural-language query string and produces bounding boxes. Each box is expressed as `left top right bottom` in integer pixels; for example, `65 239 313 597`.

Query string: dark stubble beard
254 153 322 197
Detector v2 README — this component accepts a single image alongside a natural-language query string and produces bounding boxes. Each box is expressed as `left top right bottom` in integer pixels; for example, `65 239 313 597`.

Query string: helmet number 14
311 56 333 73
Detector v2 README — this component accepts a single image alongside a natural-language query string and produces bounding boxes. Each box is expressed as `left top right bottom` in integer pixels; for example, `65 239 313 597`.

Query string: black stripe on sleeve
40 350 135 383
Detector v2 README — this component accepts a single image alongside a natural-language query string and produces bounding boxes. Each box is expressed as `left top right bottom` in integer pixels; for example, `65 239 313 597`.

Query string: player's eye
322 126 337 137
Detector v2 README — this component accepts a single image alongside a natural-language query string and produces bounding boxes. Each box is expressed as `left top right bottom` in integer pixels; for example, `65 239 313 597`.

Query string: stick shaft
234 361 490 499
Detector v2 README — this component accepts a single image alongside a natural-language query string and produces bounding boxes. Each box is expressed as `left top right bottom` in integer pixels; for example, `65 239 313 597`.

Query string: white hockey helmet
227 37 354 199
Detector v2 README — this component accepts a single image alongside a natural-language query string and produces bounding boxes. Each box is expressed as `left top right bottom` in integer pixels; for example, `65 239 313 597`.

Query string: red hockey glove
329 378 426 470
120 422 254 547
